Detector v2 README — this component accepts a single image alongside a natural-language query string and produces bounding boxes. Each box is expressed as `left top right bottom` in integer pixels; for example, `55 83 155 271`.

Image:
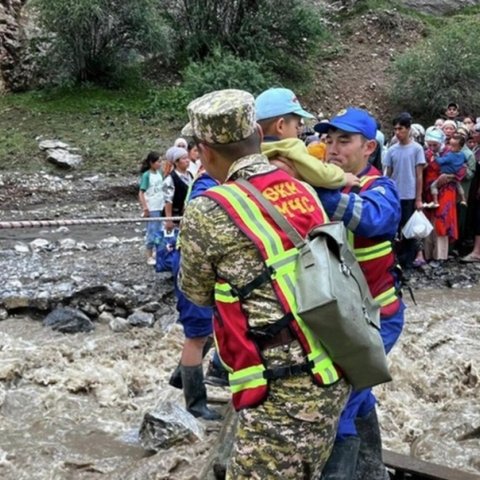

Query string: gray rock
46 149 83 169
127 311 155 328
98 236 120 248
98 311 115 324
14 242 29 253
78 302 97 318
57 238 76 250
109 317 131 332
142 301 162 313
3 295 29 310
38 139 70 151
29 238 51 252
113 306 127 317
0 308 8 321
139 401 204 451
43 307 95 333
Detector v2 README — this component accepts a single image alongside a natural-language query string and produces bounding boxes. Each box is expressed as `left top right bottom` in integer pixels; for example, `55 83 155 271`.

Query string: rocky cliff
0 0 29 92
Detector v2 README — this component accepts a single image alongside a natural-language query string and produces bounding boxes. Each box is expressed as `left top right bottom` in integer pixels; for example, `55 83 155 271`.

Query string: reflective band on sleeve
332 194 350 220
346 195 363 231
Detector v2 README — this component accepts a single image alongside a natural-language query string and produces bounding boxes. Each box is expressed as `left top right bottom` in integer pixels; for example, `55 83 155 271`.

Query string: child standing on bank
139 151 165 265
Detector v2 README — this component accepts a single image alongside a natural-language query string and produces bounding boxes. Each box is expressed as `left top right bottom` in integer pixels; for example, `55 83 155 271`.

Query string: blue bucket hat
255 88 315 121
314 107 377 140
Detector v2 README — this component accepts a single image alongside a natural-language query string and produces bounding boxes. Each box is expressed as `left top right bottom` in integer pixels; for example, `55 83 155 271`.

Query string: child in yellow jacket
255 88 358 188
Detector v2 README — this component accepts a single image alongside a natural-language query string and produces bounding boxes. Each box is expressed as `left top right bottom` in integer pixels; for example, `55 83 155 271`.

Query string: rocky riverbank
1 170 480 478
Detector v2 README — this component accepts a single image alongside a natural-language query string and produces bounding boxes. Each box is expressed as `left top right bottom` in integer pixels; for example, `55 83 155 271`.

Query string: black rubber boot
168 337 214 390
320 436 361 480
204 360 229 387
181 364 222 421
169 364 183 389
353 408 389 480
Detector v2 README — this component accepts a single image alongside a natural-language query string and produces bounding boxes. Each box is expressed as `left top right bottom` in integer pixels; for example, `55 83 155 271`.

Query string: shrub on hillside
144 50 276 121
390 17 480 118
32 0 173 85
161 0 328 84
182 49 277 98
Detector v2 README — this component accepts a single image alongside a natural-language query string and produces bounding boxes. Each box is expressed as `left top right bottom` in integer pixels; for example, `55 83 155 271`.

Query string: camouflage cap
181 89 256 144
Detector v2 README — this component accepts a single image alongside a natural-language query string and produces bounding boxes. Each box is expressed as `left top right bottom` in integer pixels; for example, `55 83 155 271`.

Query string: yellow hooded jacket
261 138 345 188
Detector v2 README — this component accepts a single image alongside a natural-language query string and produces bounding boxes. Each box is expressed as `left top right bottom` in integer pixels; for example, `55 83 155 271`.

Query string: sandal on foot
460 253 480 263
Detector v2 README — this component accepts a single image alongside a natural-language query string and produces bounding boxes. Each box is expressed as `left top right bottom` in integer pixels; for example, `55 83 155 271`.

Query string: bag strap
235 178 306 249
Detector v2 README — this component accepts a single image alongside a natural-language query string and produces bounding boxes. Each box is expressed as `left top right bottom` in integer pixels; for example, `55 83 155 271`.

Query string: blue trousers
172 250 214 339
336 301 406 440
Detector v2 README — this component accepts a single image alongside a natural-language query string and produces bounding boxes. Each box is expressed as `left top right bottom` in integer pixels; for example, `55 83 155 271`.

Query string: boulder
46 149 83 169
43 307 95 333
139 401 204 451
127 311 155 328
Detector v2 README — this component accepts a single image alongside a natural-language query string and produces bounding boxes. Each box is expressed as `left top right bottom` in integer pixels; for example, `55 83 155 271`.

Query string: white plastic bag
402 210 433 239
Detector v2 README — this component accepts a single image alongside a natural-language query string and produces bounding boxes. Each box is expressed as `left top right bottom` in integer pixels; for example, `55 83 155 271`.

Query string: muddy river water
0 287 479 478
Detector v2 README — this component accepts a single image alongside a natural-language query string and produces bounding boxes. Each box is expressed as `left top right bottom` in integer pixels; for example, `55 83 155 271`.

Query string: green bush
182 49 277 98
161 0 328 84
143 50 276 121
390 17 480 118
33 0 173 85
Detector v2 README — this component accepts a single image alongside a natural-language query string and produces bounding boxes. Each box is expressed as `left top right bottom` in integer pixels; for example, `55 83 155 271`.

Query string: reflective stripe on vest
211 183 340 391
229 364 267 394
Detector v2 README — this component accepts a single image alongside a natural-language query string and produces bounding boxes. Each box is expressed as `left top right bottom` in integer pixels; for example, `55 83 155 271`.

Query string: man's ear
365 139 377 157
197 142 212 165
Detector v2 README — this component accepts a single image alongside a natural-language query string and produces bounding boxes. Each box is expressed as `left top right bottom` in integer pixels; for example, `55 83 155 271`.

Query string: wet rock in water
0 308 8 321
43 307 95 333
109 316 131 332
139 401 204 451
127 311 155 328
29 238 52 252
14 242 29 253
57 238 76 250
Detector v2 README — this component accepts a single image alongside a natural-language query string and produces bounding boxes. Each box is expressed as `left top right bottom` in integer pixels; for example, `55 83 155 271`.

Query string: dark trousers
397 199 418 269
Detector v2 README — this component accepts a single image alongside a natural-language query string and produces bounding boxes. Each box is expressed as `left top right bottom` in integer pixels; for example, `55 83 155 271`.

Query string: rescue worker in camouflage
179 89 350 479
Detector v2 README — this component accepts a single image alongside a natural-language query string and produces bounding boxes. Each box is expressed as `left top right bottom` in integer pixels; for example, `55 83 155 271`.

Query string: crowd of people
135 90 480 479
304 101 480 270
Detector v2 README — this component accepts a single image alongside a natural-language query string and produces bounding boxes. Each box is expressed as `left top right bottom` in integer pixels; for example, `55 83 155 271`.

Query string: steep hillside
305 8 425 126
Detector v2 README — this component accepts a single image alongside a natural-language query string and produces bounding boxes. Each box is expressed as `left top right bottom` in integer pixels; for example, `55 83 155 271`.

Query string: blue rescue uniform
316 165 405 438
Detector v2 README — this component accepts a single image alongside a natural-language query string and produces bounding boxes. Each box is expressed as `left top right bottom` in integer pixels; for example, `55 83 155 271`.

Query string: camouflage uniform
180 89 350 479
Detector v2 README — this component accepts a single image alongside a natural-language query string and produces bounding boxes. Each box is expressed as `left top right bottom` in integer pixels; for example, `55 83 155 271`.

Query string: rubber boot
169 364 183 389
353 408 389 480
181 364 222 421
168 337 214 389
320 436 361 480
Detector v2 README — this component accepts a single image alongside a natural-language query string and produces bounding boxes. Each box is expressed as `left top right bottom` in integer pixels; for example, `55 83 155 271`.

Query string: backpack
237 178 391 391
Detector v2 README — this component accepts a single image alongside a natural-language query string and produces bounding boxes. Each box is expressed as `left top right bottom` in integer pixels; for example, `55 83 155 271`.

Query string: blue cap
255 88 315 121
314 107 377 140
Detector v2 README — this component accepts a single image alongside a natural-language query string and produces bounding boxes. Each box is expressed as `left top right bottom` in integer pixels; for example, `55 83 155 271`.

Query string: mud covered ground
0 171 479 478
